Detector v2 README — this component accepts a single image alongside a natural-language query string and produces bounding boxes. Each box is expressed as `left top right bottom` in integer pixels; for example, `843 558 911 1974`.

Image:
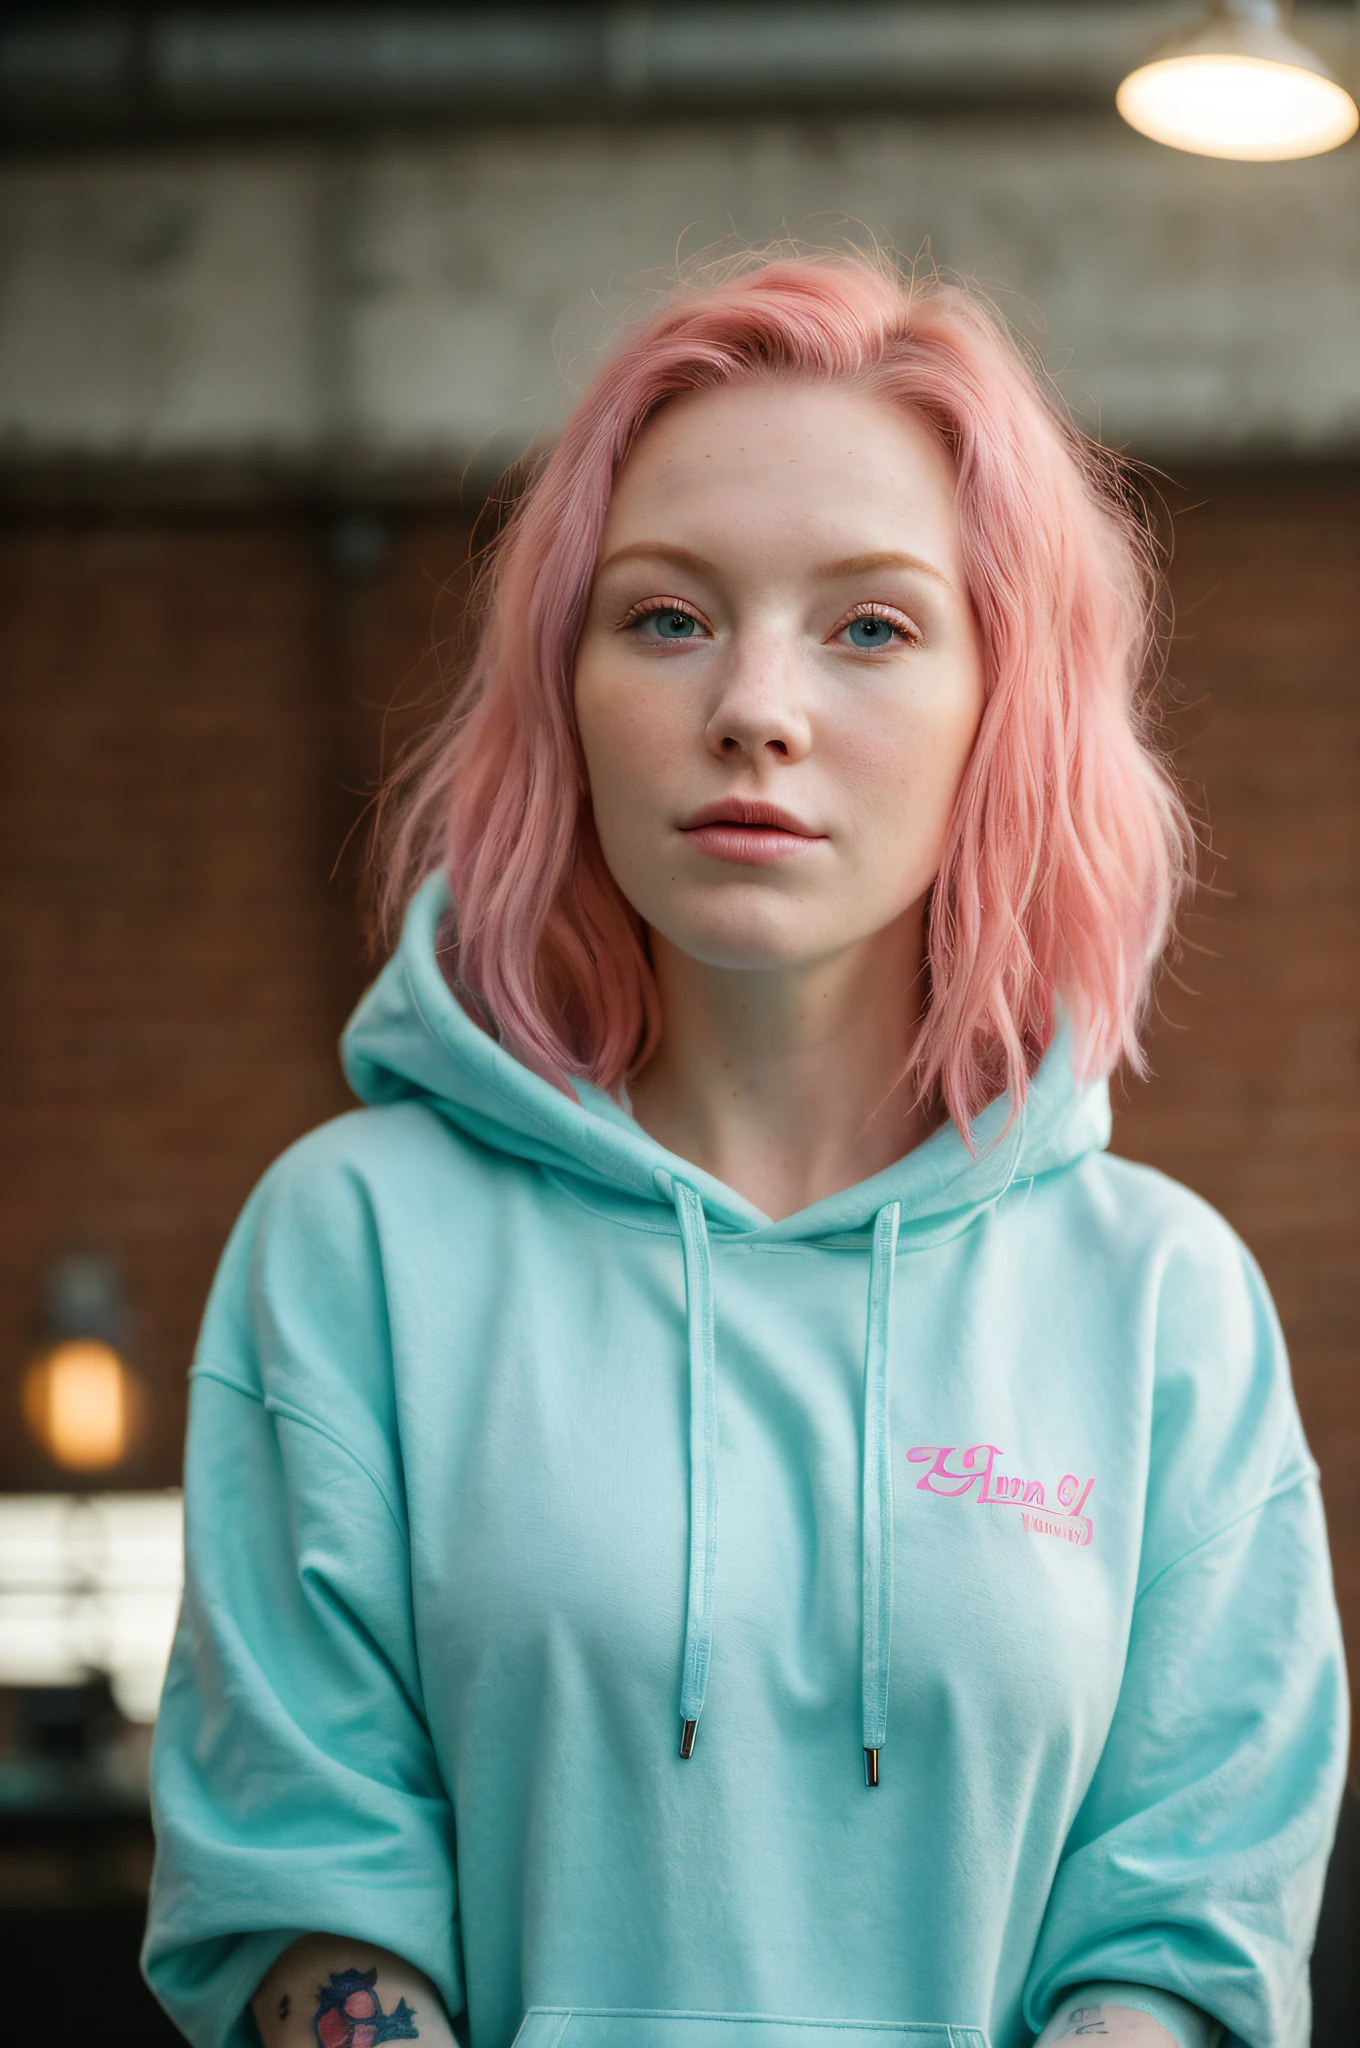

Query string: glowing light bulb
1117 4 1358 162
23 1339 136 1473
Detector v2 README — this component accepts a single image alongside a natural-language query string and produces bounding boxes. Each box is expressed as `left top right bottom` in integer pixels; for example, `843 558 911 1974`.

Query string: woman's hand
252 1936 459 2048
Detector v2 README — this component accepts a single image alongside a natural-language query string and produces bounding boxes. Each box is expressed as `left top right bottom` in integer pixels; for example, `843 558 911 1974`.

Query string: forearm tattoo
1058 2006 1109 2038
313 1968 419 2048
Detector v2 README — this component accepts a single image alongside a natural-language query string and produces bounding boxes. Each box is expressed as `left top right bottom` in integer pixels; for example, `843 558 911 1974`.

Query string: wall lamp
1117 0 1358 159
22 1256 141 1475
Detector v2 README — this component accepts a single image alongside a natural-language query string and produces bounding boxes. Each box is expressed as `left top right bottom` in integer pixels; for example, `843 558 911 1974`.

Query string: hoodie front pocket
510 2009 988 2048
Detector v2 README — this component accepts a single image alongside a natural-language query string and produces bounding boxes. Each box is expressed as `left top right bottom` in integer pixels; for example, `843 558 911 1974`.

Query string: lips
682 797 820 835
679 797 826 866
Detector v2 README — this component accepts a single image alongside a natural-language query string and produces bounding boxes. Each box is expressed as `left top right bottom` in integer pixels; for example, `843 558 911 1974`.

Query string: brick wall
0 505 475 1487
1 513 343 1486
1 476 1355 1714
1112 469 1360 1712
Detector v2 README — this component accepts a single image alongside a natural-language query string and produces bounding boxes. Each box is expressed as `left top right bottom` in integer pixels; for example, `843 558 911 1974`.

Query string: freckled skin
573 380 985 976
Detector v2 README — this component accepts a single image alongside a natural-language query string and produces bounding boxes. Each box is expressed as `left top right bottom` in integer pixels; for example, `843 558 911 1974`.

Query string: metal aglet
864 1747 880 1787
680 1719 698 1759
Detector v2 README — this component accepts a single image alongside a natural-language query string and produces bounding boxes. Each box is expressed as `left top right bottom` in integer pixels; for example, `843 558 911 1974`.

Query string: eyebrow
595 541 954 590
817 550 954 589
595 542 715 579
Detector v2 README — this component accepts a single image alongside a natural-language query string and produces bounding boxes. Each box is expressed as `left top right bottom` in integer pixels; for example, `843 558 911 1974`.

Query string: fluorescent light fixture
1117 0 1358 160
0 1493 183 1722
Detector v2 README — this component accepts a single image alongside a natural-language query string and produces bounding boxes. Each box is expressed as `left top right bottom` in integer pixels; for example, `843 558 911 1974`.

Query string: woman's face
573 379 986 975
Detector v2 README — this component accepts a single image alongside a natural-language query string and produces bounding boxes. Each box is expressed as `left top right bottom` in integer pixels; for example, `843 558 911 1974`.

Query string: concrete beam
2 116 1359 480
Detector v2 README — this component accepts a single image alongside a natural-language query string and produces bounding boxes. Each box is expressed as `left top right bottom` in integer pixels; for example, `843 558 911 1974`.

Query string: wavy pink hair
379 255 1192 1131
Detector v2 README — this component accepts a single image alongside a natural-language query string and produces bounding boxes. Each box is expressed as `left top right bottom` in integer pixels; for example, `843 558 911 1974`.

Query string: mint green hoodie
145 876 1346 2048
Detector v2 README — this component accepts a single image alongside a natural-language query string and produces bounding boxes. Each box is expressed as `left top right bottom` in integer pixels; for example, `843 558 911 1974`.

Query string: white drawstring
660 1179 903 1784
860 1201 902 1786
668 1178 718 1760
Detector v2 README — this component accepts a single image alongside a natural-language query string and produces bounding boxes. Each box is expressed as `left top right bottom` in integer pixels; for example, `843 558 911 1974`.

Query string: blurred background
1 0 1358 2036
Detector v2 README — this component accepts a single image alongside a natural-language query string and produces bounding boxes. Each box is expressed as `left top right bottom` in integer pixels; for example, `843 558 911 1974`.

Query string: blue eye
644 608 699 639
845 614 898 649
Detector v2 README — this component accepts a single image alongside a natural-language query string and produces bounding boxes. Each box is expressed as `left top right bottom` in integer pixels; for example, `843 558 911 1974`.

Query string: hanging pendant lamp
1117 0 1358 160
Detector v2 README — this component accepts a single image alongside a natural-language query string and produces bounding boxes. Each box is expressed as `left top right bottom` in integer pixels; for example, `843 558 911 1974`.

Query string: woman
143 257 1347 2048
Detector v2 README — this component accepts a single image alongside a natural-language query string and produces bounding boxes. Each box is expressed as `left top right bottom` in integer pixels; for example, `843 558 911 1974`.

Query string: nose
703 639 812 765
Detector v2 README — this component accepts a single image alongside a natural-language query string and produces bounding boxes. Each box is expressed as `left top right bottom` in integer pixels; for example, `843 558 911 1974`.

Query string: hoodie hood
342 874 1112 1248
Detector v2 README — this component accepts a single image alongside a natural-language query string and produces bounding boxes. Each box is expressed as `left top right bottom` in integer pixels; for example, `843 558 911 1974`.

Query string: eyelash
619 596 707 631
616 597 922 646
834 602 922 648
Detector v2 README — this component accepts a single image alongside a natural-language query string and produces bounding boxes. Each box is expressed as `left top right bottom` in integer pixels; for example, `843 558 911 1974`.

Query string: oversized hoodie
145 875 1347 2048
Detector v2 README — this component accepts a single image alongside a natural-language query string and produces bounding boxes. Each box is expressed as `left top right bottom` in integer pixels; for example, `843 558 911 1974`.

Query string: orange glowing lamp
23 1337 139 1474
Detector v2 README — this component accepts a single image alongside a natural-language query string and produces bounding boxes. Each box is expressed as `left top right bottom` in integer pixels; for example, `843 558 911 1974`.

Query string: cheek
835 680 983 845
576 668 691 826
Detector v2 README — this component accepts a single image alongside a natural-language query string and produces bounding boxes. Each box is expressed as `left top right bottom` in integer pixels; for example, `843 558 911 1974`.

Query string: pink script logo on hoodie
906 1442 1095 1547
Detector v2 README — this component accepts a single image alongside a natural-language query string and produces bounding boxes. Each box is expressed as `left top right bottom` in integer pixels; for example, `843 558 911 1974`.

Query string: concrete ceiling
3 5 1356 135
2 5 1358 482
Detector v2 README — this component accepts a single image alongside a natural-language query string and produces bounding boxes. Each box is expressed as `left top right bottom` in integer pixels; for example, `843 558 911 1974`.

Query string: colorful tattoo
313 1968 419 2048
1060 2008 1109 2038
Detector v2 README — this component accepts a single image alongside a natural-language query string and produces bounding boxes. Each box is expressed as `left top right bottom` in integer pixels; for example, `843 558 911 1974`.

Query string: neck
627 908 938 1222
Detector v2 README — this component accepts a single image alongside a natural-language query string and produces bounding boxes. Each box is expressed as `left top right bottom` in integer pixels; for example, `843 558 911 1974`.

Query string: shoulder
1073 1151 1277 1345
1029 1147 1312 1484
236 1097 524 1253
261 1098 488 1204
195 1103 500 1404
1061 1156 1316 1569
1054 1148 1250 1270
1023 1143 1280 1329
209 1102 503 1338
1040 1149 1282 1349
1061 1151 1284 1374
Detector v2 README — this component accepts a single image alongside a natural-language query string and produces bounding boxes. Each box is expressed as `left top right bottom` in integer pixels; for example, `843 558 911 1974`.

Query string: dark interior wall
1 472 1356 1729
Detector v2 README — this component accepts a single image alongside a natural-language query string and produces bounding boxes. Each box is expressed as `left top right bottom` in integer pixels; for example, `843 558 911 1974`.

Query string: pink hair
379 254 1192 1131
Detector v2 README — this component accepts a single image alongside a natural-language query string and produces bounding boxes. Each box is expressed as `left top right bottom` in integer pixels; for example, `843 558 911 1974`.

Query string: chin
653 898 844 972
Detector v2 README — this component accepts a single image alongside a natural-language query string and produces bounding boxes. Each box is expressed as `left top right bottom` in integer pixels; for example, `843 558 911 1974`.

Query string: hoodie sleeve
142 1133 463 2048
1023 1209 1349 2048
